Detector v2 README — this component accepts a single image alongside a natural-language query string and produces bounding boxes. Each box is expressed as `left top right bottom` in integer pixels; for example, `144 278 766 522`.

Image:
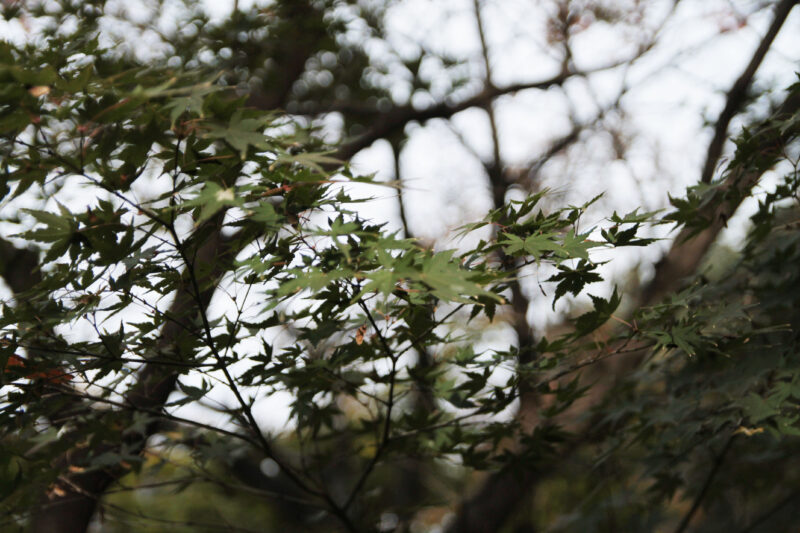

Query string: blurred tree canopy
0 1 799 532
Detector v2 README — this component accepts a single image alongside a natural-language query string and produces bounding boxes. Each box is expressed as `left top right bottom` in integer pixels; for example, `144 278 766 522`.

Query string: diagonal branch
700 0 798 184
643 88 800 305
673 435 736 533
738 489 800 533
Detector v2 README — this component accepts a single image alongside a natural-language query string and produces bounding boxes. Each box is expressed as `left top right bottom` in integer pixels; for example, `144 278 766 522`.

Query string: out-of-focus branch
470 0 535 352
472 0 504 205
244 1 330 112
673 436 736 533
333 59 634 162
391 139 411 239
700 0 798 184
514 122 583 186
323 0 678 166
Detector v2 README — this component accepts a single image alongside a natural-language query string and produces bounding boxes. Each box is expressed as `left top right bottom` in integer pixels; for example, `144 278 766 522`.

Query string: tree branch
700 0 798 184
673 435 736 533
738 488 800 533
643 88 800 305
333 59 633 162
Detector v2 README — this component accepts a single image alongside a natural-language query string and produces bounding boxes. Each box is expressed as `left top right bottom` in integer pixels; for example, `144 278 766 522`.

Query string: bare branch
334 59 634 161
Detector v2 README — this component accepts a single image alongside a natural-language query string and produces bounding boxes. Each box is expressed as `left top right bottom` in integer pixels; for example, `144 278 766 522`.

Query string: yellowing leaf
28 85 50 97
734 426 765 437
215 188 235 202
355 324 367 345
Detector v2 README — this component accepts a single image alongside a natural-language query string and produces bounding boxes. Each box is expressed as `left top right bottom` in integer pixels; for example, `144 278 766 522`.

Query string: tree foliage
1 1 799 532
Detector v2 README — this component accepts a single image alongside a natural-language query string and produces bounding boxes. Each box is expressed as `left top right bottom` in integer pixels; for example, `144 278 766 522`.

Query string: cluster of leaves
530 94 800 532
0 27 670 531
1 2 800 531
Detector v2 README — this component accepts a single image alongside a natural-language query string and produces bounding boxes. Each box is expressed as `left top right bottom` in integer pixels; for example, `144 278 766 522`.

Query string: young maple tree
1 1 799 533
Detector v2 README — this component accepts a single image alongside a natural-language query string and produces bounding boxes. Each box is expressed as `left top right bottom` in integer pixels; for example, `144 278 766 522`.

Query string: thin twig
44 386 261 447
342 299 399 511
